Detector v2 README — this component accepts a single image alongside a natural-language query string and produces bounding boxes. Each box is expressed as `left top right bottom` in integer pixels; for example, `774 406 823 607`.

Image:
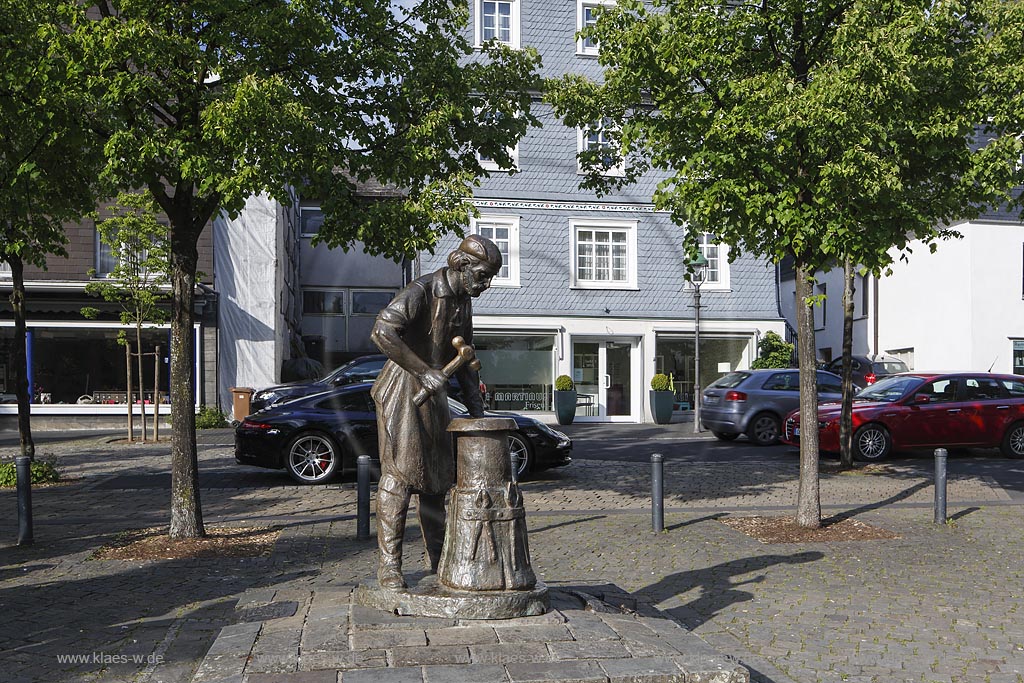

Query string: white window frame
473 109 520 172
685 233 730 290
577 120 624 176
299 206 323 238
302 288 346 316
475 0 521 48
577 0 614 56
471 214 520 287
0 261 10 278
478 144 519 172
569 218 638 290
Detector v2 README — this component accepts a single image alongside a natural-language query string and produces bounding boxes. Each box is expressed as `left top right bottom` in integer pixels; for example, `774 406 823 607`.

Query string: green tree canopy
2 0 106 459
546 0 1019 526
65 0 542 537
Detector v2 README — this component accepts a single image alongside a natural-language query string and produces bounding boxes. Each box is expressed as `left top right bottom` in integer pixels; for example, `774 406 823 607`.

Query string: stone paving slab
194 586 748 683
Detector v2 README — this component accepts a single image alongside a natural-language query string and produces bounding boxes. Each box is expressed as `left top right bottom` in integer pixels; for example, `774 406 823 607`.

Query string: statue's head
447 235 502 298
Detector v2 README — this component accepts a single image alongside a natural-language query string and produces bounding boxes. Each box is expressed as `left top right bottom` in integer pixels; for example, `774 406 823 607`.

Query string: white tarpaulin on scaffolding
214 194 284 412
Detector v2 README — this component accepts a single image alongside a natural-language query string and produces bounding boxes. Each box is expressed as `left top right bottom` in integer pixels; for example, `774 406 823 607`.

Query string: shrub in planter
553 374 577 425
650 373 676 424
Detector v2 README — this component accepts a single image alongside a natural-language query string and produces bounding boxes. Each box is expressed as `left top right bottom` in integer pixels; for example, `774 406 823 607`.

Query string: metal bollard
510 451 521 484
16 456 33 545
357 455 371 540
651 453 664 532
934 448 948 524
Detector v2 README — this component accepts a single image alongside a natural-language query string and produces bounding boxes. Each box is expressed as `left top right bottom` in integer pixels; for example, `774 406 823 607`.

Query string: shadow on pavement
636 551 825 631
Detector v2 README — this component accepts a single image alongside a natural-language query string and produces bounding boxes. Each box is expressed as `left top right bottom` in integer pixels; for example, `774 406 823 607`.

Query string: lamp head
686 252 709 284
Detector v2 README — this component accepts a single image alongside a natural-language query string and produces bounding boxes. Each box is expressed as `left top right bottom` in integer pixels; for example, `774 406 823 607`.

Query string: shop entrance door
571 339 638 421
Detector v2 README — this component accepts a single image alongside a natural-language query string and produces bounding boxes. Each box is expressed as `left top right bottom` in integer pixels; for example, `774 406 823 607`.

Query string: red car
781 372 1024 461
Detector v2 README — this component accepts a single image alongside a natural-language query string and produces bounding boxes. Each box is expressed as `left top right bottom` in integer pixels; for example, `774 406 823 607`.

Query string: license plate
704 396 719 405
793 428 800 437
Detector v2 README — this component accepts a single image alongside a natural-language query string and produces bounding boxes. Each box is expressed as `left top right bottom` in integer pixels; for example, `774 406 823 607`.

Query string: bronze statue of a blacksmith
369 234 502 590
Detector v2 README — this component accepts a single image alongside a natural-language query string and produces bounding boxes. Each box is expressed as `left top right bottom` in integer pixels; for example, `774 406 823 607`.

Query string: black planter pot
650 390 675 424
553 390 577 425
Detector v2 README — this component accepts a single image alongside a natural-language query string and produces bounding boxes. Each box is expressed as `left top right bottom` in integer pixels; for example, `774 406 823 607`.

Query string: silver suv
701 369 844 445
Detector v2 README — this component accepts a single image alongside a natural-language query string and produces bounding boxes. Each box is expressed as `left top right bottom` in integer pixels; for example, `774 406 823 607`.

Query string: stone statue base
354 572 549 620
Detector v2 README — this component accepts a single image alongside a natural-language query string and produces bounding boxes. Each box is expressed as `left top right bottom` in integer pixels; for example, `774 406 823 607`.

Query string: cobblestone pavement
2 430 1024 682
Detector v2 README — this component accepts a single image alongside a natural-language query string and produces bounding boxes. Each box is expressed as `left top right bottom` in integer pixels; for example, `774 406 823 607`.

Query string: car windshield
709 372 750 389
856 375 922 402
321 358 385 383
873 361 908 374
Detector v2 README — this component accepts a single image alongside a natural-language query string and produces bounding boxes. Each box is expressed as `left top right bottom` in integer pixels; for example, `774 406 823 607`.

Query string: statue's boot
419 491 447 573
377 475 410 589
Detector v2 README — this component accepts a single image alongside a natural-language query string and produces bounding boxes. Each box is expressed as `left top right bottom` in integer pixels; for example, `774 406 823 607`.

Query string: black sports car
235 381 572 484
249 354 486 413
249 355 388 412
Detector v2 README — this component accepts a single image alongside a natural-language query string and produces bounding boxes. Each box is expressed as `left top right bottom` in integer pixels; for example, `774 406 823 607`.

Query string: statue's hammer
413 336 480 406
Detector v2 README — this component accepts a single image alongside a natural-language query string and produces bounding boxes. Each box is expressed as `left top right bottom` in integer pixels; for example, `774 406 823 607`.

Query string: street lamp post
688 254 709 434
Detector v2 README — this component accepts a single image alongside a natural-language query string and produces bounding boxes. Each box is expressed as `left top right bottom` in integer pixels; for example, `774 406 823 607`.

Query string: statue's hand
418 368 447 397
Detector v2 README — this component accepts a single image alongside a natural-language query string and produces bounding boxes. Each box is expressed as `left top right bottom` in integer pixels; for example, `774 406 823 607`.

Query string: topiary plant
651 373 673 392
554 374 575 391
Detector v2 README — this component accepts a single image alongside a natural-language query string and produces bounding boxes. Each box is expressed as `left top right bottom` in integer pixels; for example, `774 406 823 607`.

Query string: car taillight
241 420 274 431
865 372 877 385
725 391 747 402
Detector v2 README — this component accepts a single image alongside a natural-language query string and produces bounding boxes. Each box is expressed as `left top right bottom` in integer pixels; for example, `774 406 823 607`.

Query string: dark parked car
250 355 388 412
249 354 486 413
701 369 845 445
825 354 909 389
235 381 571 484
782 372 1024 461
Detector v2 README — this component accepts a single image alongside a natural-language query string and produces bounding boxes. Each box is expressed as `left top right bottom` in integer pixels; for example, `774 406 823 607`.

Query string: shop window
1014 341 1024 375
474 334 555 411
570 219 637 289
472 215 520 286
1 325 175 405
0 261 9 278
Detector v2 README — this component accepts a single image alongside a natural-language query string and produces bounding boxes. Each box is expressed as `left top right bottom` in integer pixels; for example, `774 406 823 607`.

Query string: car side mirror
913 394 930 404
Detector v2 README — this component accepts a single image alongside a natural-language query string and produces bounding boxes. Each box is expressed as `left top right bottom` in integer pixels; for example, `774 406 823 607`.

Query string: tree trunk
8 258 35 460
168 227 205 539
795 262 821 528
137 322 147 442
839 260 856 469
126 342 133 441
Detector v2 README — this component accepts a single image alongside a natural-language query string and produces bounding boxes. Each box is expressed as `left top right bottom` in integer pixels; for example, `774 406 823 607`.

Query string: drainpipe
872 274 879 355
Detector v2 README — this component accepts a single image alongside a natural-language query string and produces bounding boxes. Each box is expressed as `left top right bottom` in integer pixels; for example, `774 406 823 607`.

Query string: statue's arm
371 319 447 397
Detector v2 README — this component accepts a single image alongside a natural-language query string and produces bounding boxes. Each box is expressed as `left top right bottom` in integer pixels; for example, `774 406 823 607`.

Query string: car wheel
746 413 781 446
508 432 533 477
853 424 891 462
285 432 341 484
1001 422 1024 459
712 431 739 441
